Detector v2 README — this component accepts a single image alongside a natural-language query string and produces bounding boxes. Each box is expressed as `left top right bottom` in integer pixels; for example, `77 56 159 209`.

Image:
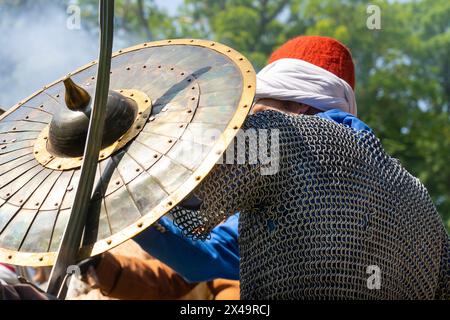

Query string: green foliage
75 0 178 41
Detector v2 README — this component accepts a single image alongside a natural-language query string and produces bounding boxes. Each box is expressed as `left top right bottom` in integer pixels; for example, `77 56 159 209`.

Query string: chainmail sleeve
172 110 449 299
171 112 276 239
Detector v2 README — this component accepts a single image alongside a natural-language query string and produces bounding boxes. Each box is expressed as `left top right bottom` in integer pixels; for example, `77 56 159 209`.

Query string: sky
155 0 183 16
0 0 184 109
0 4 99 109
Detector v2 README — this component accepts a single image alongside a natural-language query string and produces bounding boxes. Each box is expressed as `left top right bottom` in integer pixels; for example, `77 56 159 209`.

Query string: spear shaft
46 0 115 299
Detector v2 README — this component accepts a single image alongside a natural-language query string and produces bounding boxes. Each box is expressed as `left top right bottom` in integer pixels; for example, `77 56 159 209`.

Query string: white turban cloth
255 58 357 116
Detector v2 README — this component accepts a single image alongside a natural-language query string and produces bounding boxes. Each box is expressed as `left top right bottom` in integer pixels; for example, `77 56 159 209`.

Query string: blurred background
0 0 449 229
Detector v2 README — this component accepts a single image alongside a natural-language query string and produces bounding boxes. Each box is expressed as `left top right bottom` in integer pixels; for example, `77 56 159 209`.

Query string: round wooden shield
0 39 256 266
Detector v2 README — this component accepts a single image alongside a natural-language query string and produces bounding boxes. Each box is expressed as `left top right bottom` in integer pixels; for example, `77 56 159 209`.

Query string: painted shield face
0 39 255 267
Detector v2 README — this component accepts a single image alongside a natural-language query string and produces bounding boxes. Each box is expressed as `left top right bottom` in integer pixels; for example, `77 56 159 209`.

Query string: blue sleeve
133 214 240 282
316 109 373 132
133 109 370 283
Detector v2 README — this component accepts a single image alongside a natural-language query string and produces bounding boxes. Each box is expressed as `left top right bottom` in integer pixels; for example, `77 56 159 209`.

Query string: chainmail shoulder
171 110 449 299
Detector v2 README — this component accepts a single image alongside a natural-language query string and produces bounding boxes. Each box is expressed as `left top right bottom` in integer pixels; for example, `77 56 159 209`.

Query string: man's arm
133 214 240 282
90 252 198 300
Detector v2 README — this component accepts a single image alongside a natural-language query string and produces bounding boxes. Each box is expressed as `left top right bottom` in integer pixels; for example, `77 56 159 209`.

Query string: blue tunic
134 109 372 282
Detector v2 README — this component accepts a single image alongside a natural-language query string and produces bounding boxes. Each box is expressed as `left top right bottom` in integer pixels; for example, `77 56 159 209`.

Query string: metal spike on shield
0 0 255 298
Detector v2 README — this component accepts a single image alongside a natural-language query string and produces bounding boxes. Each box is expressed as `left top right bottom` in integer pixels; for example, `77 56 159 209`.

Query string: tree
177 0 291 68
75 0 177 42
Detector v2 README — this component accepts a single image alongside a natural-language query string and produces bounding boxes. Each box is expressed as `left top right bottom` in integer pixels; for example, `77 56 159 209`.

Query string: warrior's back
177 110 450 299
238 111 450 299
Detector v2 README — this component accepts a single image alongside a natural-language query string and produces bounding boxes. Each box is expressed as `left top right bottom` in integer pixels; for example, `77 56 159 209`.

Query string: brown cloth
93 252 239 300
208 279 240 300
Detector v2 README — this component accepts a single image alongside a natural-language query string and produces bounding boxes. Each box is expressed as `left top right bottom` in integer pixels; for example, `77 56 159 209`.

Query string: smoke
0 2 138 110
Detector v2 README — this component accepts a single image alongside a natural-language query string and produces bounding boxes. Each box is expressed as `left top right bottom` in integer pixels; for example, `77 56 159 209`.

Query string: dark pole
46 0 115 299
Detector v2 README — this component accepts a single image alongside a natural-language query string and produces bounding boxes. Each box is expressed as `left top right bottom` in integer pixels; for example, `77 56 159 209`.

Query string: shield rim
0 38 256 266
